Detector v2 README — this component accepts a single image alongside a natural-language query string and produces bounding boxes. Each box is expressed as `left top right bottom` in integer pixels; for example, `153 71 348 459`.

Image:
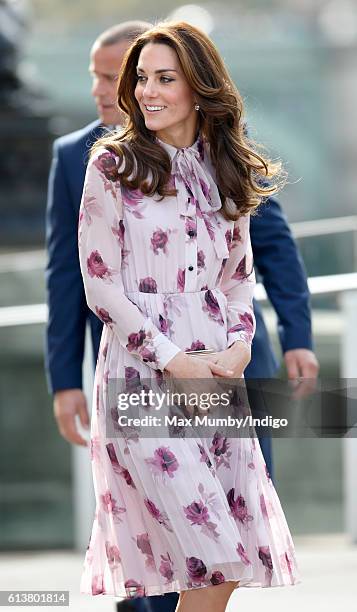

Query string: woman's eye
161 76 174 83
136 75 147 82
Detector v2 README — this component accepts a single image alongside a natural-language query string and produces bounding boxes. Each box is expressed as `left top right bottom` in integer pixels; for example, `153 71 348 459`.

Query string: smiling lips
144 104 166 112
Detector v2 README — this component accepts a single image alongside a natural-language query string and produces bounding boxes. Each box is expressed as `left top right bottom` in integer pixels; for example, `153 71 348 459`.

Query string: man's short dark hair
95 21 153 47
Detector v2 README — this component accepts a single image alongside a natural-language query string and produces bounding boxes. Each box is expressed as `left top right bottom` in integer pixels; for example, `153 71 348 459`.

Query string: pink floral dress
78 135 300 598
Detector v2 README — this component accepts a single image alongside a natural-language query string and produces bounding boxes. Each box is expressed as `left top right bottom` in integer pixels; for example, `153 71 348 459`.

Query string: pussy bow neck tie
157 135 231 259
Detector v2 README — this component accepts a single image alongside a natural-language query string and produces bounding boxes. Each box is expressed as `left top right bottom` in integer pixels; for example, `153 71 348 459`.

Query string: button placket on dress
183 202 198 292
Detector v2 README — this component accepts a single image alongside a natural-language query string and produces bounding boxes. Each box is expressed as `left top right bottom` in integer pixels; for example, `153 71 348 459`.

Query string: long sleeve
250 197 313 353
45 141 87 394
78 148 182 372
219 213 256 348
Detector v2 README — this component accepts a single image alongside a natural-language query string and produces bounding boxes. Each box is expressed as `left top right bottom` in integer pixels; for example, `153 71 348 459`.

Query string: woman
78 21 299 612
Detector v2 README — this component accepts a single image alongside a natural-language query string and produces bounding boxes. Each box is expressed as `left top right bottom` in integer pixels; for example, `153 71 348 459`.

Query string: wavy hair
92 21 285 219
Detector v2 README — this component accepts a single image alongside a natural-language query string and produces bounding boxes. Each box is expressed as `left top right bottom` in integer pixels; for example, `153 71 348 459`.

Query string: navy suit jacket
45 120 312 394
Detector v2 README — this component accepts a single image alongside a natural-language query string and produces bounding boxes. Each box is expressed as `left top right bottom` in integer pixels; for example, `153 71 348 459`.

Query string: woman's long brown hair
92 21 285 219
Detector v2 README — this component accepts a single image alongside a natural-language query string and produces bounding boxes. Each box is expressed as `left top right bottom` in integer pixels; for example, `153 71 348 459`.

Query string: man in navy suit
45 21 318 612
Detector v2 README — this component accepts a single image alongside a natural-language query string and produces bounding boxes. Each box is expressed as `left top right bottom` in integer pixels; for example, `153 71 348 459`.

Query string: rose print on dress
92 151 120 200
210 571 225 585
95 306 115 326
159 314 173 336
183 500 209 525
216 258 227 284
106 443 136 488
198 482 222 520
227 489 254 528
279 551 295 582
210 432 232 469
144 498 173 532
260 493 275 519
202 290 224 325
91 574 105 595
105 541 121 569
199 177 210 200
150 227 174 255
138 277 157 293
135 533 155 571
231 255 254 281
111 219 125 247
186 340 206 352
186 557 207 587
87 250 117 283
159 552 174 583
126 328 158 365
236 542 251 566
124 579 146 598
228 312 254 343
80 189 102 228
225 229 232 252
225 224 242 253
197 137 205 160
258 546 273 586
177 268 185 293
140 346 158 365
232 224 242 247
197 249 206 271
145 446 179 480
121 187 147 219
126 329 146 352
197 208 215 240
185 217 197 241
111 219 130 266
124 366 141 391
100 491 126 523
93 151 119 182
197 443 213 471
183 498 220 542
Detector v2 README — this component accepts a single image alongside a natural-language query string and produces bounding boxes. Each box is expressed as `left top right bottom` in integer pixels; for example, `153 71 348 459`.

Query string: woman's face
134 42 198 146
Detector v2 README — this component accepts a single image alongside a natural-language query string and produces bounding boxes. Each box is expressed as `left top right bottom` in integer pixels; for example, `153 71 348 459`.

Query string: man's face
89 41 129 125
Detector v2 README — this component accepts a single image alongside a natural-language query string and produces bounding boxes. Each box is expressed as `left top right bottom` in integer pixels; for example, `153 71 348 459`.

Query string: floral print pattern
78 137 300 598
227 490 254 528
87 250 117 283
144 498 173 533
145 446 179 480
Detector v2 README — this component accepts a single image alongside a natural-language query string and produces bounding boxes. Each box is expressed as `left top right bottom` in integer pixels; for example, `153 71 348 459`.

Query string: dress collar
155 134 204 162
155 133 231 260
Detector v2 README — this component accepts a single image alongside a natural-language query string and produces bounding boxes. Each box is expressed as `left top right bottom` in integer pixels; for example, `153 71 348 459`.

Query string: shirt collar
155 134 204 161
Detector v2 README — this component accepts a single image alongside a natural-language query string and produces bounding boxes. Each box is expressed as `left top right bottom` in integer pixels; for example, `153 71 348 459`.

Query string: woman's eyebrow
136 67 178 73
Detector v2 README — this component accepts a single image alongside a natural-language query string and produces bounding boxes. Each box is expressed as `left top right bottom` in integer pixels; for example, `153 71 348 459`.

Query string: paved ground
0 534 356 611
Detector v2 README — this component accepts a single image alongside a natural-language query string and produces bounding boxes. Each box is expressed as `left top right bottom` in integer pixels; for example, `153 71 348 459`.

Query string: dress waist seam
124 287 222 296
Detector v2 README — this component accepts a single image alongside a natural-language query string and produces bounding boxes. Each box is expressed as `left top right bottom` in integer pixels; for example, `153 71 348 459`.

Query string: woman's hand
164 352 234 415
164 351 234 379
209 341 251 379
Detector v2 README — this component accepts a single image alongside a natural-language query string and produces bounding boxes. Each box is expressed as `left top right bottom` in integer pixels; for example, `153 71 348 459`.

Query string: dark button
188 265 194 271
188 230 196 238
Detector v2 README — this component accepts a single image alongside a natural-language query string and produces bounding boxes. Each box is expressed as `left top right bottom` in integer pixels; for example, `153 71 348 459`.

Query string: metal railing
2 214 357 271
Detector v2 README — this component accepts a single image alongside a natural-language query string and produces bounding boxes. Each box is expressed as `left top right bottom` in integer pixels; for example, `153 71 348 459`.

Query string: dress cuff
227 330 253 349
152 332 182 371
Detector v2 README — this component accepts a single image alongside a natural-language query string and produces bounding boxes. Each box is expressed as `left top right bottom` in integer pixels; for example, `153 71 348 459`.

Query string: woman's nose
143 79 158 98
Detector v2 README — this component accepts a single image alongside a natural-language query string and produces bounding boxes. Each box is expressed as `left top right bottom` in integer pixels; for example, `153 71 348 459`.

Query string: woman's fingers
208 361 234 377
